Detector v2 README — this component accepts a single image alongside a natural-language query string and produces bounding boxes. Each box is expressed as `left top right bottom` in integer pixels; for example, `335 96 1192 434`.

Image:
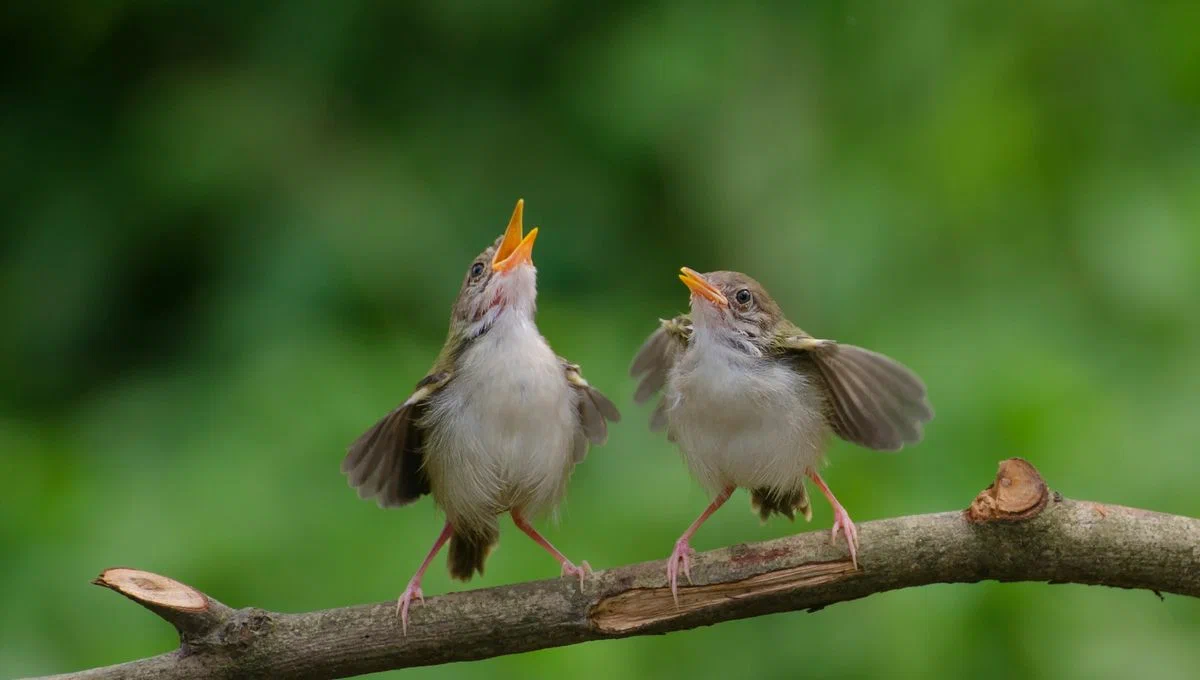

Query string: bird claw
396 581 425 636
666 539 695 606
830 506 860 569
561 559 592 590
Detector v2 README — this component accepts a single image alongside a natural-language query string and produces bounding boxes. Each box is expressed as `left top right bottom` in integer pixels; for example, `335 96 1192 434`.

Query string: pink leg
511 510 591 589
807 469 860 568
667 486 734 605
397 521 453 635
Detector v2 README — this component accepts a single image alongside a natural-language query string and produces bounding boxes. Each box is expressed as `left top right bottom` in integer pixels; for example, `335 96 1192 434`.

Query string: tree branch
32 459 1200 680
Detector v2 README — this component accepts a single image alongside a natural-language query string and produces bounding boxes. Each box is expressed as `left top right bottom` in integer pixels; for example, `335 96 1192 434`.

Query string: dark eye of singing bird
470 262 486 279
735 288 752 305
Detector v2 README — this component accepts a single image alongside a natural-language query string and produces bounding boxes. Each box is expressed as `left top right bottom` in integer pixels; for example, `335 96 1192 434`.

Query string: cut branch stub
965 457 1050 523
94 568 208 610
93 568 232 641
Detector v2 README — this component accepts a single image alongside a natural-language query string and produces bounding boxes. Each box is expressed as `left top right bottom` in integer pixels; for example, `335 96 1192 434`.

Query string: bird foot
395 580 425 636
666 539 695 605
561 559 592 590
830 505 860 568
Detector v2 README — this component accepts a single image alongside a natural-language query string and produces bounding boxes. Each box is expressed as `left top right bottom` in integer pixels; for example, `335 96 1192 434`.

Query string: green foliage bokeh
2 2 1198 678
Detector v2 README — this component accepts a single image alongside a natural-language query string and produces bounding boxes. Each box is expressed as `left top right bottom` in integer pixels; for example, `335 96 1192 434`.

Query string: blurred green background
3 1 1199 678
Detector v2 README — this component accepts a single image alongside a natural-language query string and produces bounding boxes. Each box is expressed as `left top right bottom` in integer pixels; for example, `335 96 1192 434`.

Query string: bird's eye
470 262 486 279
735 288 752 305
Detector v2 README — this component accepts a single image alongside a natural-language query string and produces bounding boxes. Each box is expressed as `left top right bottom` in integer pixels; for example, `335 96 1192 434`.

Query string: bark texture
32 459 1200 680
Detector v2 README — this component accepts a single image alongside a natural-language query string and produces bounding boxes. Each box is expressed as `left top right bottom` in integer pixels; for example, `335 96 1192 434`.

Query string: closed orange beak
679 267 727 306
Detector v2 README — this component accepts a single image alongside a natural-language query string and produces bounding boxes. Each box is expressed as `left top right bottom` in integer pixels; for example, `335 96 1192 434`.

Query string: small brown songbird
343 200 620 632
631 268 932 601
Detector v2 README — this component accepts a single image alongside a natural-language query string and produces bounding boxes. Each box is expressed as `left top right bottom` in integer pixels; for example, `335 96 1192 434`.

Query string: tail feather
447 524 499 581
751 487 813 523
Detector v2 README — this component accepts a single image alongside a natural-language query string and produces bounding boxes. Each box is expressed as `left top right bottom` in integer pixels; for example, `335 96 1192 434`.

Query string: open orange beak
679 267 727 306
494 200 524 263
492 199 538 273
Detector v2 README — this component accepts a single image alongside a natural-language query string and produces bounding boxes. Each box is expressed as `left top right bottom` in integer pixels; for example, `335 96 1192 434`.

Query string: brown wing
629 315 691 433
779 326 933 451
562 359 621 462
341 372 448 508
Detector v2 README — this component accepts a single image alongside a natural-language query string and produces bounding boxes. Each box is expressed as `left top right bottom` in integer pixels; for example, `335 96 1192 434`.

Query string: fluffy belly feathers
422 320 577 526
666 343 827 495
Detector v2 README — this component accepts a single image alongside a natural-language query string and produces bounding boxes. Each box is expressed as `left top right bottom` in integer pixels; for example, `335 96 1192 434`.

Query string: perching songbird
343 200 620 632
630 268 932 601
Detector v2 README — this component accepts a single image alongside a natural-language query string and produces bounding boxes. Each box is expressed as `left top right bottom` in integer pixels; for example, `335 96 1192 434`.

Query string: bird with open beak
343 200 620 632
631 268 933 601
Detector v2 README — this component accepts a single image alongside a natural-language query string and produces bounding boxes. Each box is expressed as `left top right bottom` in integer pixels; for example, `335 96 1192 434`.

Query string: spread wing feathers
630 315 692 432
562 359 621 461
341 372 449 508
779 329 933 452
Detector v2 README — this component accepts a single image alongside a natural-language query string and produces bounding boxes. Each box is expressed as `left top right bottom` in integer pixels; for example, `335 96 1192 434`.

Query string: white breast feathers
423 313 578 528
666 330 828 495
